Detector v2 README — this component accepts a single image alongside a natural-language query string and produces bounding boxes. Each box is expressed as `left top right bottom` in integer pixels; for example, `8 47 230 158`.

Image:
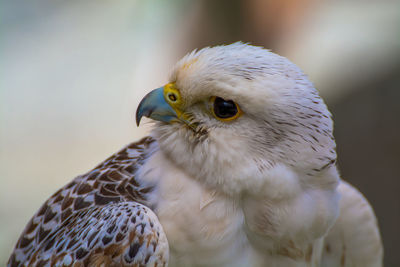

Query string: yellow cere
163 83 184 117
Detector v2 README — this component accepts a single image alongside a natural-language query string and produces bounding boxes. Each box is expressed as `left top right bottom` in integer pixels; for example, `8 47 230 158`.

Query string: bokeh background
1 0 399 265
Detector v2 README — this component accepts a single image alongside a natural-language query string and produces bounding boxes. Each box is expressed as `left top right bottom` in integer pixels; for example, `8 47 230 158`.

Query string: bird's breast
139 150 325 266
140 150 264 266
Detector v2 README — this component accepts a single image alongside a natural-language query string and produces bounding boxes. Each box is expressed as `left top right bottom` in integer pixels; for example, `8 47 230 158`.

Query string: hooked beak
136 86 178 126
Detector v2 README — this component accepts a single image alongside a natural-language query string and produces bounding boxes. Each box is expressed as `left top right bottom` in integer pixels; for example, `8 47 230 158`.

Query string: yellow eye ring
163 83 182 106
210 96 242 122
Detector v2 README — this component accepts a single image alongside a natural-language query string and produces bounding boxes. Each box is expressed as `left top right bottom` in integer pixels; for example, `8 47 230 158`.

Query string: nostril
167 93 177 102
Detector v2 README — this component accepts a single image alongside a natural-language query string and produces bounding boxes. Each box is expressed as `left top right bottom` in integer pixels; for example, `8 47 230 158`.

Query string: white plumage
8 43 383 267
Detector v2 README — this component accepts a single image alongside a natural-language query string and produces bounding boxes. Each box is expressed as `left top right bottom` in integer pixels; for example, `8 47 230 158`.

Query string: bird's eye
211 96 242 121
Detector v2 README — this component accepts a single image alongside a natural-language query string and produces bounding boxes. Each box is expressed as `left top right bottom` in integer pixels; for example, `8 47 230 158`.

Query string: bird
8 42 383 267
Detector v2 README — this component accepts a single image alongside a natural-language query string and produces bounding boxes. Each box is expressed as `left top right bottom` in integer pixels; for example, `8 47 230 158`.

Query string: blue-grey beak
136 87 178 126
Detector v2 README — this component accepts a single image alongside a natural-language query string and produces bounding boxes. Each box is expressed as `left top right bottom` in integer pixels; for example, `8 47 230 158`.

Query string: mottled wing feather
8 136 168 267
28 202 168 267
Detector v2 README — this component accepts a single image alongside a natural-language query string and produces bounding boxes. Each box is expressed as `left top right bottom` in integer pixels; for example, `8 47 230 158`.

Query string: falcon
8 43 383 267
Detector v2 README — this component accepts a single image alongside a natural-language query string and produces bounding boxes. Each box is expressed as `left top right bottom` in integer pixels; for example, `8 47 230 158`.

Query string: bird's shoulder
321 180 383 267
8 136 162 266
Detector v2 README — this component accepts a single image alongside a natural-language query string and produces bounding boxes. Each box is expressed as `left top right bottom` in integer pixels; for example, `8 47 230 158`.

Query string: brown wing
26 202 168 266
8 136 166 266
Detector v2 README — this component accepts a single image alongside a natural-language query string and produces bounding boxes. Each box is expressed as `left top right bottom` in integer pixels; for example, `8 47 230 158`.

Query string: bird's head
137 43 339 197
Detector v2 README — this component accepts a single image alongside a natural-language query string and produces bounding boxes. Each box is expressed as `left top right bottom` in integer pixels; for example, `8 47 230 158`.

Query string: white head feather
153 43 339 198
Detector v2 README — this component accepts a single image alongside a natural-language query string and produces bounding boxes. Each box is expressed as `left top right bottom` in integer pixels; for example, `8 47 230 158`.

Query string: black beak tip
135 105 154 127
135 110 142 127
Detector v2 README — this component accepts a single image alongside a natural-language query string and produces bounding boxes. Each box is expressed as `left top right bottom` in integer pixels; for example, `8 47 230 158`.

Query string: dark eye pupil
213 97 238 119
168 93 177 102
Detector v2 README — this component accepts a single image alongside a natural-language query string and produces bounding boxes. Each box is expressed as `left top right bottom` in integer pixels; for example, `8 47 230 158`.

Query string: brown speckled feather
8 136 168 267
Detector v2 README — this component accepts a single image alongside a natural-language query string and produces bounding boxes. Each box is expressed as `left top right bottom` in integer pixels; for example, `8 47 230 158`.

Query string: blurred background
1 0 399 265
